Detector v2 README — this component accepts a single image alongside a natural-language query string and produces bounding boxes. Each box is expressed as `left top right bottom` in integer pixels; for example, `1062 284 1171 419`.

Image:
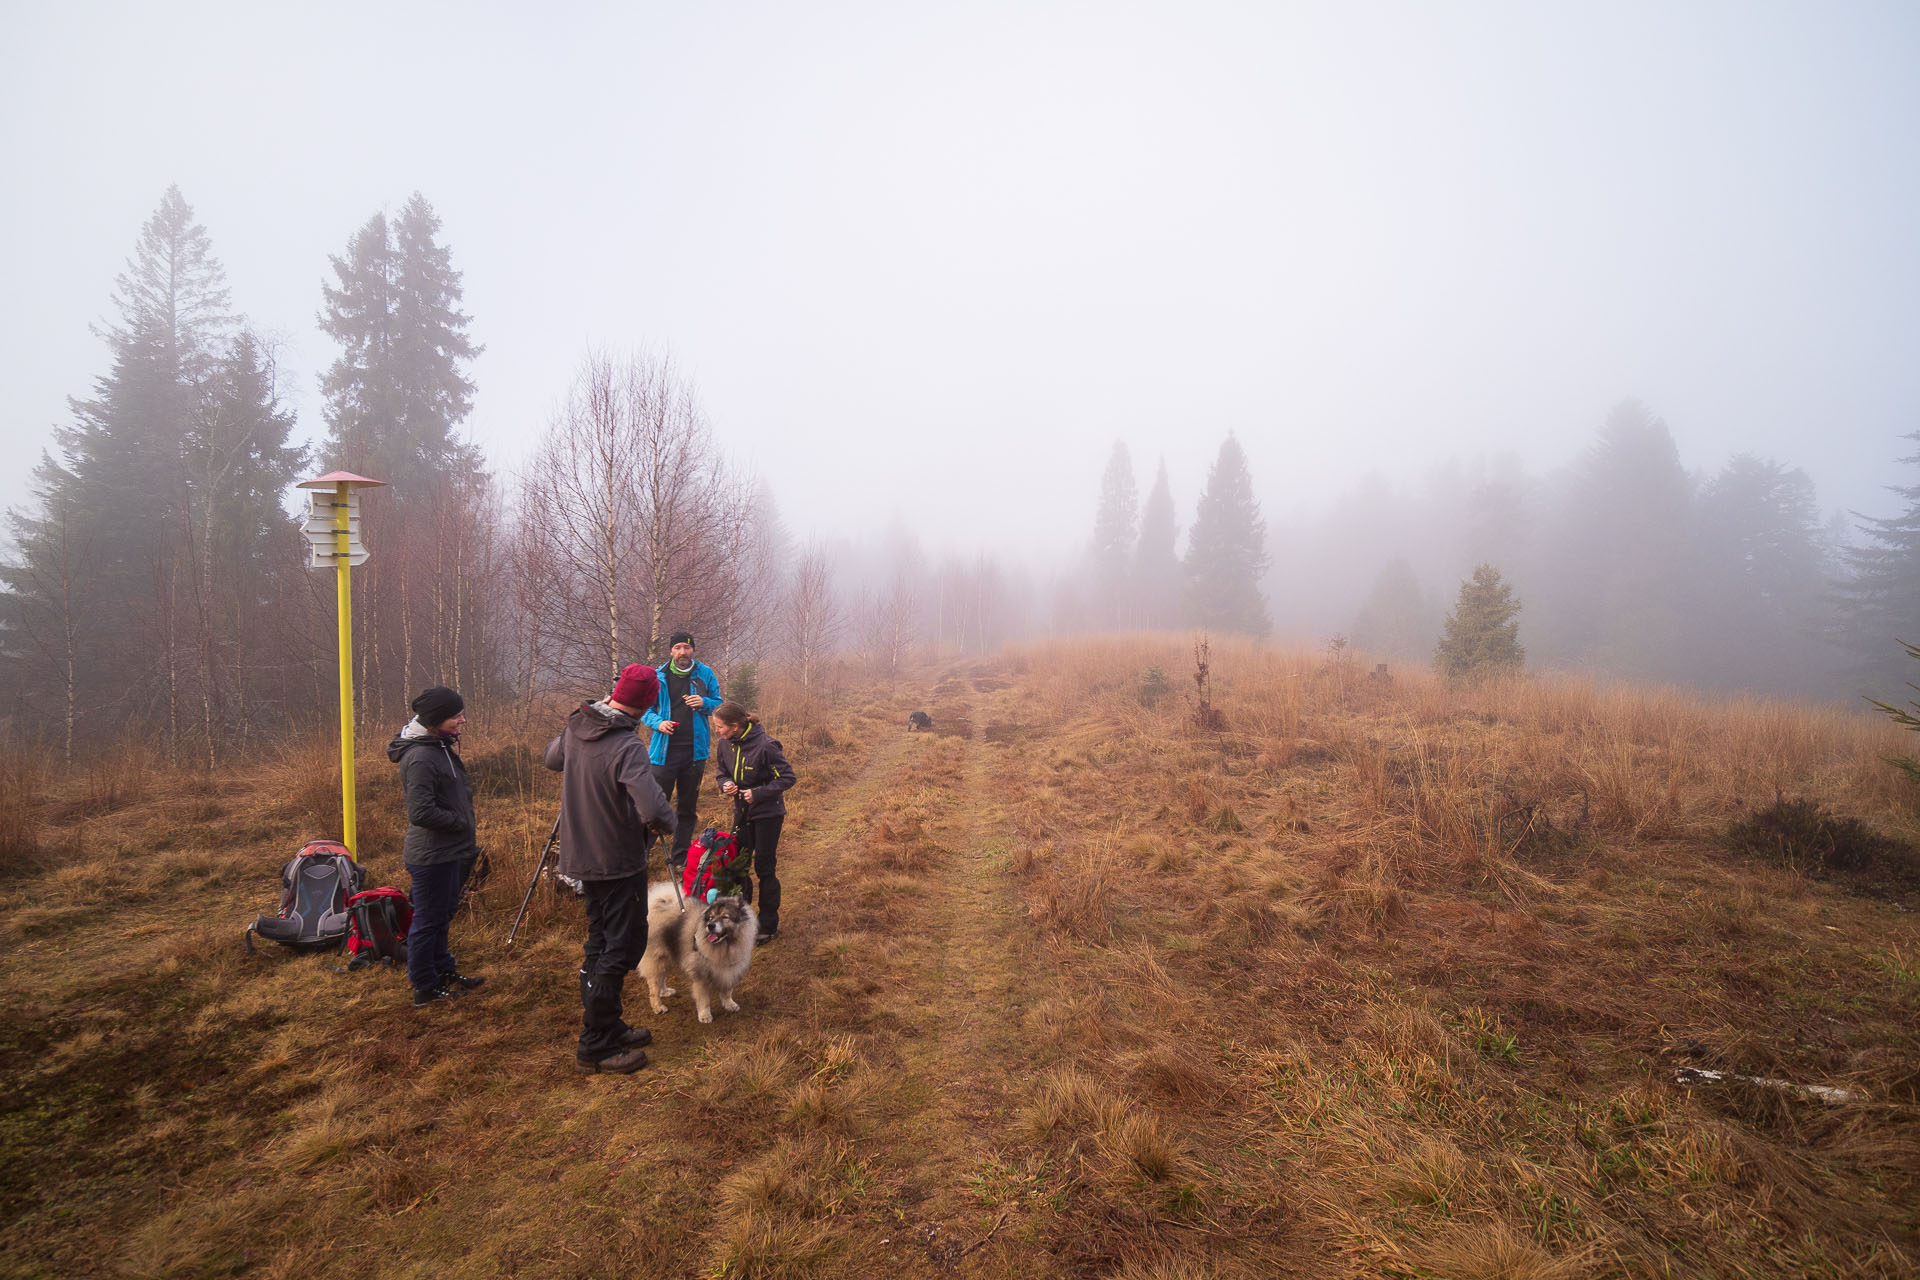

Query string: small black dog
907 710 933 732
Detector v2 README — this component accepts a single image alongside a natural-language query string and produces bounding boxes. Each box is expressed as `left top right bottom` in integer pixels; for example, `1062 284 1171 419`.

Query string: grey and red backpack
245 841 412 967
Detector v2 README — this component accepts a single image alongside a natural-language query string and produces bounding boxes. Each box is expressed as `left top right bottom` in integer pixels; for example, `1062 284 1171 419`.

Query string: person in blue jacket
641 630 724 867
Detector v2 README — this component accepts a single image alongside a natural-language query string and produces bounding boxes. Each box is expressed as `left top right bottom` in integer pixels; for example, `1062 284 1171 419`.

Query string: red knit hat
611 663 658 710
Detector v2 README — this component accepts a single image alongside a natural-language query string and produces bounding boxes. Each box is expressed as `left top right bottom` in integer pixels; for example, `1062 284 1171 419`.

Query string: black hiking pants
578 868 648 1062
406 854 472 995
735 814 783 936
653 753 703 865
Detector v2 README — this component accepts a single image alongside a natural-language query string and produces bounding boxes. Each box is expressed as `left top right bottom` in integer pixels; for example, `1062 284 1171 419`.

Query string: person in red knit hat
543 664 677 1073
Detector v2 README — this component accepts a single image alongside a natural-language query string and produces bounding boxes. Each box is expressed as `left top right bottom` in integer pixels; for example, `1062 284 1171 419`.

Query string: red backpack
681 826 747 901
343 886 413 969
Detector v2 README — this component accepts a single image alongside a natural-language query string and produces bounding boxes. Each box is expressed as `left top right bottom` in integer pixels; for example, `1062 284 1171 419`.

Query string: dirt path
784 669 1049 1272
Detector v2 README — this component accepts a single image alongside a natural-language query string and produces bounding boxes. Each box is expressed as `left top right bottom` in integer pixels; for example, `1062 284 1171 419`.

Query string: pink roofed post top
296 471 387 489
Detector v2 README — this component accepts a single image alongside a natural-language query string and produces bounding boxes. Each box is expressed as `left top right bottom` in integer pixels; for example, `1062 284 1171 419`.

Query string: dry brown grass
2 641 1917 1278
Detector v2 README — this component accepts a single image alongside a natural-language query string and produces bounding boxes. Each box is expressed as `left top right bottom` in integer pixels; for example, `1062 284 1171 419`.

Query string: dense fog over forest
4 3 1920 752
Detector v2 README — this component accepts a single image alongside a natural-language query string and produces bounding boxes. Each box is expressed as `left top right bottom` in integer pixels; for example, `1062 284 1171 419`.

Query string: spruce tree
319 193 482 489
1089 442 1137 628
1182 434 1270 636
1536 400 1694 679
1 187 233 755
183 331 306 754
1434 563 1525 680
1839 431 1920 697
1693 455 1833 694
1133 459 1180 629
1352 558 1435 660
317 194 485 705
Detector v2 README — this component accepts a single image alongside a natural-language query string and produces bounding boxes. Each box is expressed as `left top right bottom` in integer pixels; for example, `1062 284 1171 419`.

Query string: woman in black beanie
386 686 485 1007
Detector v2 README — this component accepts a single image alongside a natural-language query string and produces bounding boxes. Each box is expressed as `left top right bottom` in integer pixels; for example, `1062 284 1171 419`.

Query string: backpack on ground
343 886 412 969
245 841 363 953
681 826 746 901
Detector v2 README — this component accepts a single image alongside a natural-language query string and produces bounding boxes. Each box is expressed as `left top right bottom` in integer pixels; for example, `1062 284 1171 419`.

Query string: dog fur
639 881 757 1023
907 710 933 731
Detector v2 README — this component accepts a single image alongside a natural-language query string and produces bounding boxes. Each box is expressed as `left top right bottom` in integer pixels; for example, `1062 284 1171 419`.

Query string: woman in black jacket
387 686 484 1007
710 700 796 944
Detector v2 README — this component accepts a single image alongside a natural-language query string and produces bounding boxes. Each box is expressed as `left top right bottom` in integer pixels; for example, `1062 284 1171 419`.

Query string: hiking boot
755 930 777 945
618 1027 653 1049
412 985 459 1008
441 973 486 992
576 1047 649 1074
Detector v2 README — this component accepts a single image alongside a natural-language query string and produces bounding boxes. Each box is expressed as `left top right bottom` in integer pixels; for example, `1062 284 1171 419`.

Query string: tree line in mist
5 188 1919 763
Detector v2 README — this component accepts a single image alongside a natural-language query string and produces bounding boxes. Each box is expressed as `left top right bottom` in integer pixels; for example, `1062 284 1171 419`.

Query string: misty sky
3 2 1918 562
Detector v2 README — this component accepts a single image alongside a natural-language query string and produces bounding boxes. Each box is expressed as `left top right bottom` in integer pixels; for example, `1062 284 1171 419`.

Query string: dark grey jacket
543 701 676 881
712 721 796 822
387 723 479 868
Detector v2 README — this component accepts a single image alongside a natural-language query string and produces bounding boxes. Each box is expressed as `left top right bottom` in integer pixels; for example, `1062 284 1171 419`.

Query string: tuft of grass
1377 1133 1469 1209
1725 796 1915 879
1422 1220 1588 1280
1029 852 1119 942
1099 1111 1183 1182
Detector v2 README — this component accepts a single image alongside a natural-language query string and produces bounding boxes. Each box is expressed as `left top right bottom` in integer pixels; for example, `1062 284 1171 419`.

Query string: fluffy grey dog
639 881 758 1023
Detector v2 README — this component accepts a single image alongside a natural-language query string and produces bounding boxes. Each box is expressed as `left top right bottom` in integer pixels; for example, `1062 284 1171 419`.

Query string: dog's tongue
706 927 725 943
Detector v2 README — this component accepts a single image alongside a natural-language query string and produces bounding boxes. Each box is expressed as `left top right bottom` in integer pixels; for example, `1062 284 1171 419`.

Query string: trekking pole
662 827 686 913
507 813 561 948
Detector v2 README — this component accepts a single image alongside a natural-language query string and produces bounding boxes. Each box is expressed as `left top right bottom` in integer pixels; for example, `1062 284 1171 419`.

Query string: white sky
3 1 1917 560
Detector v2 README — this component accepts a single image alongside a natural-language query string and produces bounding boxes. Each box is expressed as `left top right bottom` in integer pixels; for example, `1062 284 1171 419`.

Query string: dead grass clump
1105 1251 1241 1280
0 747 47 873
1209 804 1245 833
707 1034 803 1103
1097 1110 1184 1181
1122 1045 1231 1109
710 1214 838 1280
1422 1220 1588 1280
1302 845 1407 930
865 837 935 874
1376 1132 1471 1208
1209 894 1302 949
716 1135 853 1219
1027 988 1124 1051
1029 853 1119 942
80 744 155 815
1372 1004 1477 1077
779 1035 885 1134
1027 1065 1129 1140
364 1150 434 1212
1725 797 1916 883
262 739 349 826
1145 843 1188 873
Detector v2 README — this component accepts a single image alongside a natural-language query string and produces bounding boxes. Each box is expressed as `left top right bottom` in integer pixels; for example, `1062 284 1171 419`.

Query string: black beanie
411 686 464 726
669 630 696 649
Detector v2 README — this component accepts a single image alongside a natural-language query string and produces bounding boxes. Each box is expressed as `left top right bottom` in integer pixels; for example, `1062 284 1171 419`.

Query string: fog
3 4 1917 580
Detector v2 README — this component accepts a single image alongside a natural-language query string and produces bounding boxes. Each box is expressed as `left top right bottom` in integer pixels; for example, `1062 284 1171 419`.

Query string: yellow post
335 481 358 856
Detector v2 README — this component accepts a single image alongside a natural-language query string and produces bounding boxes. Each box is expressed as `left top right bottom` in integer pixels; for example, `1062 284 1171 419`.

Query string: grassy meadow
2 636 1917 1279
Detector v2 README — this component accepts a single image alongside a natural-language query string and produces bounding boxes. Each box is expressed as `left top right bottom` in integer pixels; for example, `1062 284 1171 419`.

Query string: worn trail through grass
773 670 1052 1271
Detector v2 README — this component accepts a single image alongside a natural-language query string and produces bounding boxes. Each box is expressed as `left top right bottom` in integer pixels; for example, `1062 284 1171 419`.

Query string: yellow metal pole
335 481 358 857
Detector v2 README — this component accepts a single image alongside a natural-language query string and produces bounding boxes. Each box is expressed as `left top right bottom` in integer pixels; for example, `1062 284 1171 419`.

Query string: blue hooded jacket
641 659 724 764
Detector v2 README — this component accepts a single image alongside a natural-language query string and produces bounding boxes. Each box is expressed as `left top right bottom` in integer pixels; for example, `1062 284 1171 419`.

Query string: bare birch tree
627 353 722 660
516 352 651 689
782 543 843 694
